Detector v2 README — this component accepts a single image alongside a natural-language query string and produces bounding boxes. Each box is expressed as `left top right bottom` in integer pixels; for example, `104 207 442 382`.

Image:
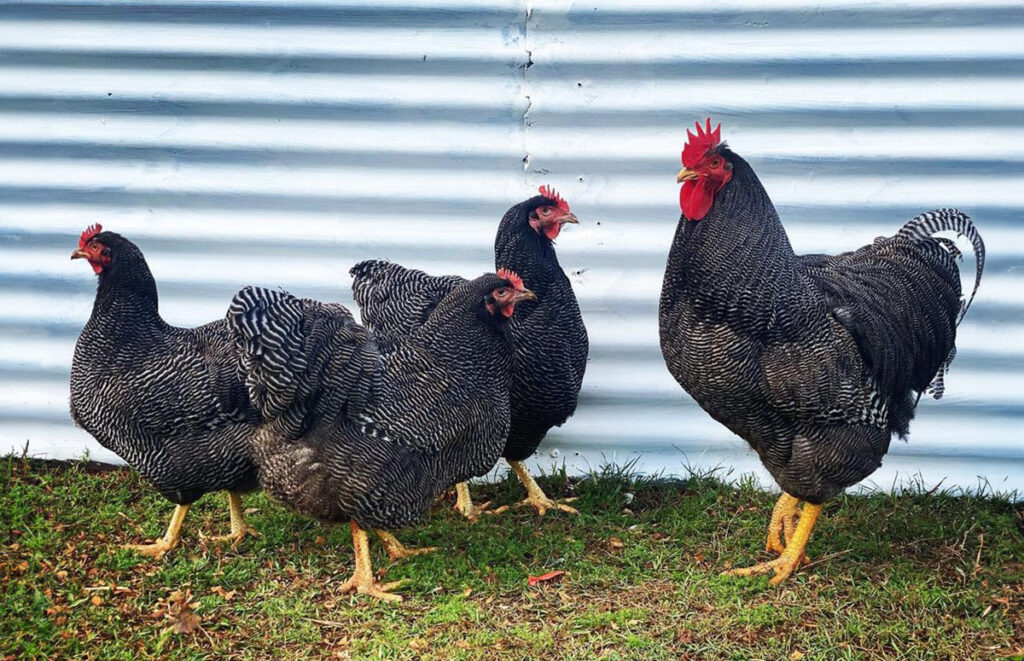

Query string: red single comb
538 185 570 214
497 267 525 291
78 223 103 249
681 118 722 168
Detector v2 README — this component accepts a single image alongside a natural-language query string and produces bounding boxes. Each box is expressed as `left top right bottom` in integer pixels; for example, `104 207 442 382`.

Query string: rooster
351 187 588 520
69 225 261 557
228 270 533 600
659 119 984 584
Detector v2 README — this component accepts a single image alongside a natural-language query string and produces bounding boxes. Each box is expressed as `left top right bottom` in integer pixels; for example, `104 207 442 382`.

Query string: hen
659 120 984 584
70 225 261 557
351 187 588 519
228 270 532 600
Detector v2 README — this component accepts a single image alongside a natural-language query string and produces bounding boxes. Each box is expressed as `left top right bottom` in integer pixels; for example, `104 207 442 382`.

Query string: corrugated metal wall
1 0 1021 494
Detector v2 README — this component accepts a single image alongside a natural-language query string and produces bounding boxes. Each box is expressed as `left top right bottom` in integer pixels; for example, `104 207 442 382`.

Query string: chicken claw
490 461 579 517
375 530 437 562
124 504 189 559
206 492 260 549
339 521 406 602
725 502 821 585
453 482 492 523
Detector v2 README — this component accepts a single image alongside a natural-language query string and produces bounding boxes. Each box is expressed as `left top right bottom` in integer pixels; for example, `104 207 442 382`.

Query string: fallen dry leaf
211 585 238 602
528 570 565 587
90 595 102 607
164 589 202 635
168 608 201 635
790 651 805 660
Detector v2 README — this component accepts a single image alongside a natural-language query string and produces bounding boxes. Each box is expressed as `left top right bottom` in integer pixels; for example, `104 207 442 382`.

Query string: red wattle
679 180 714 221
531 217 561 240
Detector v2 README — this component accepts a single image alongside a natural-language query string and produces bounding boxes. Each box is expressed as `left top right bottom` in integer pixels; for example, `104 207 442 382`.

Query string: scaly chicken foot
206 492 260 549
726 502 822 585
765 492 801 555
453 482 492 523
124 504 190 559
375 530 437 562
490 460 579 516
338 521 406 602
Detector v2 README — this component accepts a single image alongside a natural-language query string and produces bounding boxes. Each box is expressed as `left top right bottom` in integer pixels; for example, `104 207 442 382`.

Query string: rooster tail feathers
896 208 985 325
895 209 984 401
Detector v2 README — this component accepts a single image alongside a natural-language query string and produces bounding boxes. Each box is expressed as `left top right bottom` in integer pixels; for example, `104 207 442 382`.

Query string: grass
2 456 1022 661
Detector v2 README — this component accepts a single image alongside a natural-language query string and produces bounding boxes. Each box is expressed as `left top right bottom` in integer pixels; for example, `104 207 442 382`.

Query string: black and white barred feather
350 194 588 464
659 148 983 504
69 231 260 506
227 275 515 530
350 260 465 349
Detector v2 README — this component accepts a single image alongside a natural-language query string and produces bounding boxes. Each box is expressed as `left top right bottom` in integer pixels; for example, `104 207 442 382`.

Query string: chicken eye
709 158 722 168
495 288 508 297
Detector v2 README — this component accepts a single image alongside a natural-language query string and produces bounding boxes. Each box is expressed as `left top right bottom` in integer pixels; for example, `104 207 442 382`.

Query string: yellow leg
339 522 406 602
725 503 822 585
453 482 491 523
125 504 189 559
491 461 579 516
208 492 260 549
765 493 801 555
375 530 436 562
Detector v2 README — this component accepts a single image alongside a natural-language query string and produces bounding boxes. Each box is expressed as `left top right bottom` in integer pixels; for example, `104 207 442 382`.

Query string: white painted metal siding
1 0 1021 494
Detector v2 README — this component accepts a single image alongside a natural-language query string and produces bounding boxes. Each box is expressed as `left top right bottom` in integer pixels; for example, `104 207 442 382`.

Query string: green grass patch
1 455 1022 660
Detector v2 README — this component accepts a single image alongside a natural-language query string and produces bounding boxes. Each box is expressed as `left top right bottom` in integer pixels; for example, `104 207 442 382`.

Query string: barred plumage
69 230 261 552
352 193 589 466
228 274 518 531
661 123 985 583
660 147 983 504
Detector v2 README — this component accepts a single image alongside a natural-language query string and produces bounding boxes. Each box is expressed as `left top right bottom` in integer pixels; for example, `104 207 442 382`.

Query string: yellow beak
70 248 88 260
677 168 700 183
559 212 579 225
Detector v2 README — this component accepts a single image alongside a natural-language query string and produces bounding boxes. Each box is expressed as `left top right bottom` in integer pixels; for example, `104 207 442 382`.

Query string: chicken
351 187 588 520
227 270 532 601
659 120 984 584
69 225 261 558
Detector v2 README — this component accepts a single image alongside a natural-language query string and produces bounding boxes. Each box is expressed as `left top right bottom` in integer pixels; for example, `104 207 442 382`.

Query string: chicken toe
125 504 190 559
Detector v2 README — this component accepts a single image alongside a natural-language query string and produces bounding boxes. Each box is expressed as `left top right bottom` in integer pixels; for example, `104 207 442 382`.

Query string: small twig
959 521 979 551
802 548 852 571
971 533 984 578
